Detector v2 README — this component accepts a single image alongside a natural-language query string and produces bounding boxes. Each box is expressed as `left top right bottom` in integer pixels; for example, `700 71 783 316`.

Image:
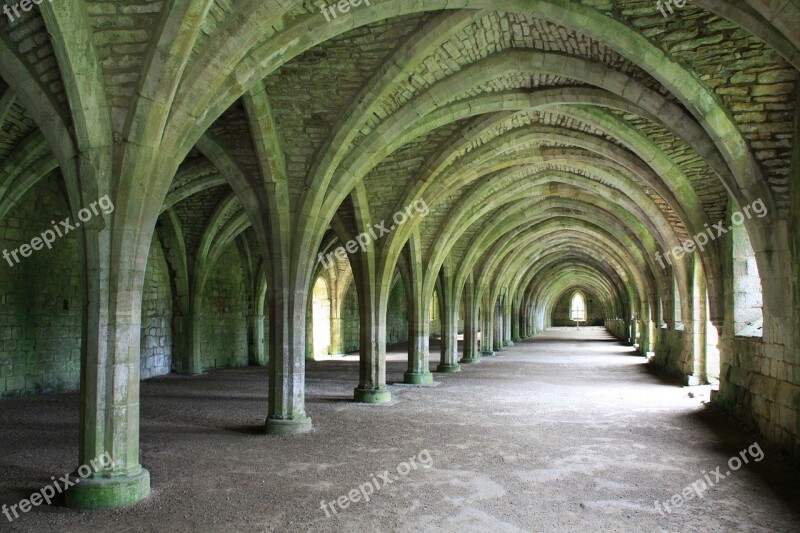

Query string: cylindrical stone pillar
437 300 461 373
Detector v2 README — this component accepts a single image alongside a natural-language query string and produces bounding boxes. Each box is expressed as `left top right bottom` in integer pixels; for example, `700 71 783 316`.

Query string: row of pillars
405 282 538 384
67 269 543 510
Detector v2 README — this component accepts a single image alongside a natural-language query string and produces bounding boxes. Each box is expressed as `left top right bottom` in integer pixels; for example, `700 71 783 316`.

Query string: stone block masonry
654 198 768 270
0 175 81 399
140 240 173 380
0 0 797 517
2 195 114 268
199 243 248 370
655 0 690 18
0 176 175 397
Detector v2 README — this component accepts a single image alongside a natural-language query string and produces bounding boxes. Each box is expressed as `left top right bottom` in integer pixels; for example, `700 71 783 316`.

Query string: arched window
570 293 586 322
674 275 684 330
731 215 763 337
706 289 720 384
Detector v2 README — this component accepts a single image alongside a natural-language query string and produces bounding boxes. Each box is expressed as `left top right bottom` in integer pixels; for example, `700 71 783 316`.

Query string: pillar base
354 387 392 403
459 356 480 364
266 415 313 435
685 374 707 387
403 371 433 385
65 469 150 510
482 351 495 357
503 340 514 347
436 363 461 373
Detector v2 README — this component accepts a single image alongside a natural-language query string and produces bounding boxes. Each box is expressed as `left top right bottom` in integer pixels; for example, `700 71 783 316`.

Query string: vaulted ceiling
0 0 796 324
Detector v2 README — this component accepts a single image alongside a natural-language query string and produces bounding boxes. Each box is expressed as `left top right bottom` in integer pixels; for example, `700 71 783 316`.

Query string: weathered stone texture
264 14 429 201
0 0 799 510
87 0 165 126
140 237 173 380
0 174 79 398
199 243 247 370
6 13 68 108
0 102 37 162
602 0 797 214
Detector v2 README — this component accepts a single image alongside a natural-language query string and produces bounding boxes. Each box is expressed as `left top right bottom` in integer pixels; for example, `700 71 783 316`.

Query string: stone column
305 296 314 360
437 297 461 373
354 279 391 403
460 280 480 364
266 286 312 434
524 301 533 338
481 300 495 357
646 303 656 356
493 304 504 352
65 218 150 509
248 314 266 366
176 296 204 375
503 296 514 346
405 290 433 384
688 259 708 385
172 313 196 374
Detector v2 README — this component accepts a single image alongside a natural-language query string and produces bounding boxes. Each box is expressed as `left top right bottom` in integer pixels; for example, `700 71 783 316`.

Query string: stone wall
553 292 605 326
140 240 173 379
199 244 248 370
652 328 688 376
0 177 190 396
717 334 800 456
606 319 689 377
0 175 81 398
717 211 798 455
605 319 627 340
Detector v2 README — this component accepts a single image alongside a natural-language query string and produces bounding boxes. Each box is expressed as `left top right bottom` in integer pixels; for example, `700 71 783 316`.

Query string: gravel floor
1 327 798 532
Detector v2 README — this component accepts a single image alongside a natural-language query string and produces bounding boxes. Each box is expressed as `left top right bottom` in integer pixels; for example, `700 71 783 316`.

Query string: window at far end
570 293 586 322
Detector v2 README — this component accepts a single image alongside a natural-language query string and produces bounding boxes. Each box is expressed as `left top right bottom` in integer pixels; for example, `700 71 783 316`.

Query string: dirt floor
1 327 798 532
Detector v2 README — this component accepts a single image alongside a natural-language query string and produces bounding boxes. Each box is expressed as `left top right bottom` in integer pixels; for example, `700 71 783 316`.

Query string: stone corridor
0 0 799 527
1 328 798 531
